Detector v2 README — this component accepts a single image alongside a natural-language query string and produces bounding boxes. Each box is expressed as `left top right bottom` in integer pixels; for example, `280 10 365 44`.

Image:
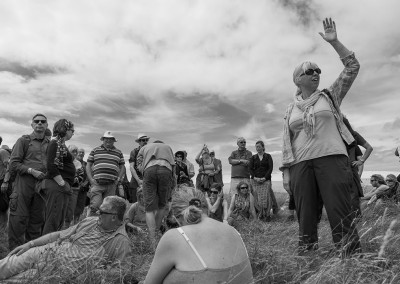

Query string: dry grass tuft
2 192 400 283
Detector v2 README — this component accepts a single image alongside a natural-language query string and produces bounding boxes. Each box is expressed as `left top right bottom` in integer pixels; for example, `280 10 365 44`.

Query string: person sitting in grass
125 187 147 233
360 174 388 209
371 174 400 212
226 181 257 226
144 191 254 284
0 196 132 281
205 183 228 223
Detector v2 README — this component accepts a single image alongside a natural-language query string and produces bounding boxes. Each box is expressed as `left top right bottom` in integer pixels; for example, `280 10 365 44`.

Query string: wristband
28 168 32 174
29 241 35 248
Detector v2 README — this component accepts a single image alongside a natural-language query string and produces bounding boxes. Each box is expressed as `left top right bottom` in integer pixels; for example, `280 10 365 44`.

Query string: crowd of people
0 17 399 283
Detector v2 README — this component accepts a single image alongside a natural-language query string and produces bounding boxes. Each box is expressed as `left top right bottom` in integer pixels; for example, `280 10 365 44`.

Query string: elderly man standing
86 131 125 216
0 196 132 282
137 140 175 247
228 137 252 196
128 133 150 203
8 114 50 250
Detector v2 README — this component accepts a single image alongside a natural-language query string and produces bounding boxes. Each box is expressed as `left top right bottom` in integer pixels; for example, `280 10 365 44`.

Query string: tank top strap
233 228 250 258
176 227 208 269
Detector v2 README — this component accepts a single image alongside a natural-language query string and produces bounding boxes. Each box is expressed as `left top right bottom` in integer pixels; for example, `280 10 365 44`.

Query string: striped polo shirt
87 145 125 181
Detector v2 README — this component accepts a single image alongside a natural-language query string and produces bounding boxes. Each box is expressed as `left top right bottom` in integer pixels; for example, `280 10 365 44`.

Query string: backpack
7 135 32 183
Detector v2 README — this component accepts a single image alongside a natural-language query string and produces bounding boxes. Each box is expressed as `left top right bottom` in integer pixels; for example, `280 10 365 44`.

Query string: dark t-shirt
129 147 142 179
229 149 252 178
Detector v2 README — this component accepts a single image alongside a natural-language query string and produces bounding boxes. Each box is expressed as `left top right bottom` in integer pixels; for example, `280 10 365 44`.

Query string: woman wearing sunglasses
281 18 361 255
145 191 253 284
205 183 228 223
371 174 400 212
195 145 220 192
360 174 388 209
226 181 256 226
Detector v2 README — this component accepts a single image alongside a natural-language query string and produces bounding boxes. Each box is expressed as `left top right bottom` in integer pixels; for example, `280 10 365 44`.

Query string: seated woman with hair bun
144 191 254 284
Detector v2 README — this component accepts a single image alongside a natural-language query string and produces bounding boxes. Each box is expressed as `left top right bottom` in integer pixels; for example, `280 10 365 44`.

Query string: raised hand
319 17 338 42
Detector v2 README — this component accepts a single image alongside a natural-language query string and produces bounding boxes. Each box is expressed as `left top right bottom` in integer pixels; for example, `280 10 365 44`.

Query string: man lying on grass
0 196 132 281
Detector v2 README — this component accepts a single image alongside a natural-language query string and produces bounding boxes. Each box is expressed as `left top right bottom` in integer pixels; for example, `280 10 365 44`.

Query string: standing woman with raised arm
281 18 361 256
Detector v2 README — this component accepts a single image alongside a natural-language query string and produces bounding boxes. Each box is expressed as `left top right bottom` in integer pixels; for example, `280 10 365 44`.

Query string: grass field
2 191 400 283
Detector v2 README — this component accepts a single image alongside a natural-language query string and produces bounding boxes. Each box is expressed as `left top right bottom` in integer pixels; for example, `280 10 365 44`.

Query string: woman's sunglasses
301 68 321 76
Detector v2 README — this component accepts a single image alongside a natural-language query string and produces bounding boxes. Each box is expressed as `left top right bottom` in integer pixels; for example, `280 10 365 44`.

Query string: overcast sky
1 0 399 182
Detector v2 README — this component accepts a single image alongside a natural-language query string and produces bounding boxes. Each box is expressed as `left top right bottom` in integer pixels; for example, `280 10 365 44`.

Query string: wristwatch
29 241 35 248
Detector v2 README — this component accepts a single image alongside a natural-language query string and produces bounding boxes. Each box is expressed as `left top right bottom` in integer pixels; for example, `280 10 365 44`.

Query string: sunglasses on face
240 186 248 189
139 139 149 142
301 68 321 76
209 191 219 195
98 209 117 215
33 120 47 124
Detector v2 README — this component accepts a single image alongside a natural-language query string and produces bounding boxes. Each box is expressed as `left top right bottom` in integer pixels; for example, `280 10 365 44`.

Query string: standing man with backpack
8 114 50 250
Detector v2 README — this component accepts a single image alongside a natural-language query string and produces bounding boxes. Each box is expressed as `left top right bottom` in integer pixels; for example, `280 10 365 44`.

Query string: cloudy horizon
1 0 399 183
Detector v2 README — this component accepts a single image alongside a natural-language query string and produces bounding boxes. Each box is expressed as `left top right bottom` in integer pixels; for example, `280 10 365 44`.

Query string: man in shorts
137 140 175 246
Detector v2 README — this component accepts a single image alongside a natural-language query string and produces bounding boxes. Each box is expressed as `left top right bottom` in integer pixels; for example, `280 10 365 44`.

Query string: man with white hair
0 196 132 281
228 137 252 196
86 131 126 216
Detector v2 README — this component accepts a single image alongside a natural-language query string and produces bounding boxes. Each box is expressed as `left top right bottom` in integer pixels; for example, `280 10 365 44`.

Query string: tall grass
2 192 400 283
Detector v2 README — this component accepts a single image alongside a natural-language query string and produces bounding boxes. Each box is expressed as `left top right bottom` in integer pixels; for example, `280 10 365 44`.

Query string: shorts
142 165 173 212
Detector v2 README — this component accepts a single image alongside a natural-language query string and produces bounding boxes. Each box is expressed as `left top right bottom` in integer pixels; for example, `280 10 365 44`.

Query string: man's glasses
240 186 248 189
33 120 47 124
209 191 219 195
98 209 117 215
301 68 321 76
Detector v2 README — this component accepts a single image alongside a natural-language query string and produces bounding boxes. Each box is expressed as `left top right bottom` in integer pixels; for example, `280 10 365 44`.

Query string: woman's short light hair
293 61 319 84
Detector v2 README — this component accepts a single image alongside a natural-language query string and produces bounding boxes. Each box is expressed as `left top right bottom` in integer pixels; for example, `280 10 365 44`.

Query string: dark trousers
74 188 88 221
127 178 139 203
8 175 45 250
349 166 363 219
65 187 80 225
290 155 360 254
42 179 71 235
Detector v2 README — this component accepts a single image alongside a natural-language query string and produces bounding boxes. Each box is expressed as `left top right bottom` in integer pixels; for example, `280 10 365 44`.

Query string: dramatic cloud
0 0 399 181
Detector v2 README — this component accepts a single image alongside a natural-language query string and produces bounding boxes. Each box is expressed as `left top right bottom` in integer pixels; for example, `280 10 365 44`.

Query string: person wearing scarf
42 119 76 235
280 18 361 256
